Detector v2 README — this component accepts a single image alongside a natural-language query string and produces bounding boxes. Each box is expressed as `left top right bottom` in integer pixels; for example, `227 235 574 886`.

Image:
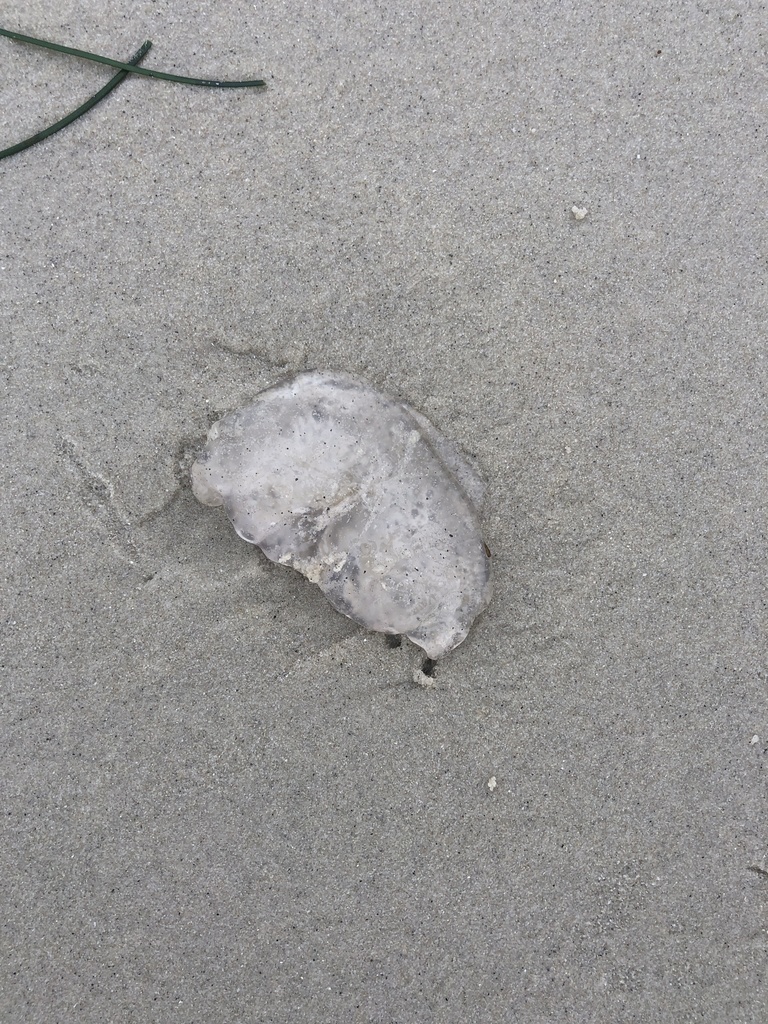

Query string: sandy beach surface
1 2 766 1021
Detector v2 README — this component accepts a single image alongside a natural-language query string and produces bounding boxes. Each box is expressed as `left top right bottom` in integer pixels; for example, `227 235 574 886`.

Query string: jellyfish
191 371 491 658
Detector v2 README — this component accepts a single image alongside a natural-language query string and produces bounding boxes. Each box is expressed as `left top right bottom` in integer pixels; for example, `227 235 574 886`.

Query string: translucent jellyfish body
191 371 491 657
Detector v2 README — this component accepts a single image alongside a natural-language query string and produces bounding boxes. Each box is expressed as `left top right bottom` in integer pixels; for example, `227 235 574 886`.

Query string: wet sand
1 2 766 1020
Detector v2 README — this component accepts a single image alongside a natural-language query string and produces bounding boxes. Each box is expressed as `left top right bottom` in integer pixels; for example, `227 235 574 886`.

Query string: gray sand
1 2 766 1021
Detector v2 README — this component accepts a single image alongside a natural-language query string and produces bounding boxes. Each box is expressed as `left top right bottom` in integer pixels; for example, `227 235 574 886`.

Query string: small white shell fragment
192 371 492 658
412 665 436 688
487 776 497 791
571 205 588 220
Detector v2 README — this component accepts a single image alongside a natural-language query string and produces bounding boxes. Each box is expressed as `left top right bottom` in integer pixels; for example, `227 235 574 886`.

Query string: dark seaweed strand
0 40 152 161
0 27 266 87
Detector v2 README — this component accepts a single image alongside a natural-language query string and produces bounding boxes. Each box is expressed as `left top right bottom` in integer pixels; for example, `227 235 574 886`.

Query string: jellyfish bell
191 371 491 658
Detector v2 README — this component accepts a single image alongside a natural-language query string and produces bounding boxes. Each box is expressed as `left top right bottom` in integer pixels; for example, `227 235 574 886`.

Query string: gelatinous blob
191 371 491 657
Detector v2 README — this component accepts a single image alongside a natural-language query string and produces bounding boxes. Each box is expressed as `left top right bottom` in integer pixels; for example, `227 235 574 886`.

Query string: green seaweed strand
0 27 266 87
0 40 152 160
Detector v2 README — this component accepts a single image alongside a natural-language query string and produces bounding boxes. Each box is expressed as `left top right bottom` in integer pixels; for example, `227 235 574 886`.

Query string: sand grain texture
1 2 765 1021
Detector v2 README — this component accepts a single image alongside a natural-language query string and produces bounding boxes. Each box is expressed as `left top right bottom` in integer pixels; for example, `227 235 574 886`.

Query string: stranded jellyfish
191 371 491 658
